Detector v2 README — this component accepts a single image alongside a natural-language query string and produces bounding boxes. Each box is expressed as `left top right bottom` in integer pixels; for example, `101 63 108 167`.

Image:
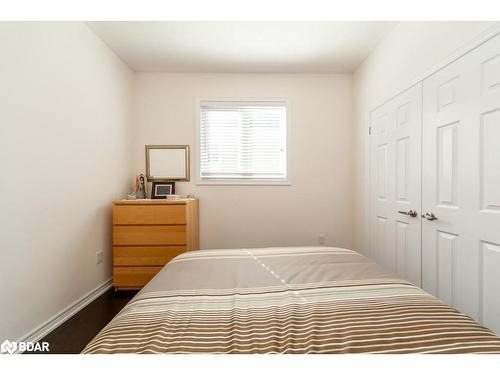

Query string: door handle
422 212 438 221
398 209 418 218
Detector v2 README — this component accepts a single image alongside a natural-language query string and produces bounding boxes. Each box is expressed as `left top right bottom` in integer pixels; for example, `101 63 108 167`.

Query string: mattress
83 247 500 354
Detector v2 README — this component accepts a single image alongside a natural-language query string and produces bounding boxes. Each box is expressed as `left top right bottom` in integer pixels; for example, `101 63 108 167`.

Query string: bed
83 247 500 354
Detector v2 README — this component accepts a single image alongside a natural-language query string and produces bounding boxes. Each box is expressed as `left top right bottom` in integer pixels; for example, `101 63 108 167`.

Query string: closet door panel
475 36 500 334
422 52 479 321
423 33 500 332
370 84 422 286
370 108 394 269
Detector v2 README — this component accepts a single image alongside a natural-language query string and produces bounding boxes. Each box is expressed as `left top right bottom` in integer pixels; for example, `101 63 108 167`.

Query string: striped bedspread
83 247 500 354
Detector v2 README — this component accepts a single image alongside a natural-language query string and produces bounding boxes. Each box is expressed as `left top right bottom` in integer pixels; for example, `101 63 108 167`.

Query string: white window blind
199 101 287 182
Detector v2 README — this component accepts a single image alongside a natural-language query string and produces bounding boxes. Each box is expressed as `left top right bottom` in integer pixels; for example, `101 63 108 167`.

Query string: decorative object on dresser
112 199 199 291
151 181 175 199
134 174 147 199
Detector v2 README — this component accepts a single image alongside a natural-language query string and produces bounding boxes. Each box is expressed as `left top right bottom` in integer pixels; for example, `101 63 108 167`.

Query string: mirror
145 145 190 181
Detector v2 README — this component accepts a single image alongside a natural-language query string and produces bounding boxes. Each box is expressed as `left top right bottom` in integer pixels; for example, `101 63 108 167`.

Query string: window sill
196 180 291 186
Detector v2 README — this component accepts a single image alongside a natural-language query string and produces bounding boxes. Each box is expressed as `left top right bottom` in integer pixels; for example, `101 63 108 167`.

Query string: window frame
195 98 291 186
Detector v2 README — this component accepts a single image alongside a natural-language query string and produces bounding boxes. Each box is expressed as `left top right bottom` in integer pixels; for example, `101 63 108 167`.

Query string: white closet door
369 83 422 286
422 34 500 333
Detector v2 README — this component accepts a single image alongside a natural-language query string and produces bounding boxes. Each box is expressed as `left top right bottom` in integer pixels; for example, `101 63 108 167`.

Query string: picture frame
145 145 190 181
151 181 176 199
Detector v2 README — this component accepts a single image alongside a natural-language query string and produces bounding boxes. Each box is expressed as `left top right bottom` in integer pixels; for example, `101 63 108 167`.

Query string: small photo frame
151 181 176 199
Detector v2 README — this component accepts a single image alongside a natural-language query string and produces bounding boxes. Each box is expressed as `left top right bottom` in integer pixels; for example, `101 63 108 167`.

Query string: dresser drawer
113 225 186 245
113 246 187 266
113 266 162 288
113 204 186 225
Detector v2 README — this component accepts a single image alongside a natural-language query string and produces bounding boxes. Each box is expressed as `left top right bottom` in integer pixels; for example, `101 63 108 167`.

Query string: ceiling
87 22 396 73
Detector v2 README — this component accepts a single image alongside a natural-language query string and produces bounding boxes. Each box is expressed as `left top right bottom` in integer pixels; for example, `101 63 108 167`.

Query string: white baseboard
17 278 113 351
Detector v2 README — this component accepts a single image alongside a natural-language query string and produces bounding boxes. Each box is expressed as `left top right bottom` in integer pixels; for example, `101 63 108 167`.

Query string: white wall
0 22 133 341
352 21 498 253
132 73 354 250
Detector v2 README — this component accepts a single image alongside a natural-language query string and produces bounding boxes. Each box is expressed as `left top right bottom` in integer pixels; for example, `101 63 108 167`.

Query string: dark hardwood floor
27 289 137 354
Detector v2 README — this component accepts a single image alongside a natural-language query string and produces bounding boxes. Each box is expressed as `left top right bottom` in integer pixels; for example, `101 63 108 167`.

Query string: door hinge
368 126 372 135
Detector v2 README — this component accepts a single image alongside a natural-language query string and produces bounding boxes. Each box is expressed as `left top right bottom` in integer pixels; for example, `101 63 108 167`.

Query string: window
198 100 288 184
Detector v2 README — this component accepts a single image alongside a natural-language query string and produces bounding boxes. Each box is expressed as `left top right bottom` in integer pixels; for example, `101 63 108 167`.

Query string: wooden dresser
112 199 198 290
